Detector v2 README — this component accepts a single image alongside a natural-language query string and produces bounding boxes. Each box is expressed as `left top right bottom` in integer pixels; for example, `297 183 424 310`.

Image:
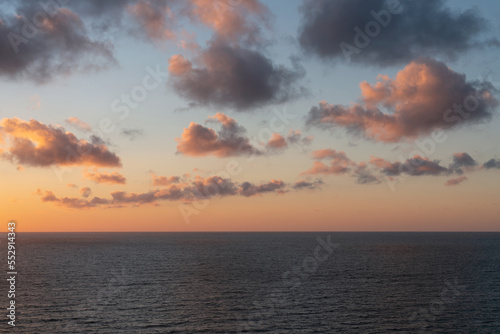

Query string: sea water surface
1 232 499 333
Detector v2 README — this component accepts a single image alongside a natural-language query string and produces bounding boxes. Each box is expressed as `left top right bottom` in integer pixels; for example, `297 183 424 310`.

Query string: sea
0 232 499 333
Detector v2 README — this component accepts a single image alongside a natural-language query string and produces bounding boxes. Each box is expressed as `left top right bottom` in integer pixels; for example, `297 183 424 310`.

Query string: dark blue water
0 232 499 333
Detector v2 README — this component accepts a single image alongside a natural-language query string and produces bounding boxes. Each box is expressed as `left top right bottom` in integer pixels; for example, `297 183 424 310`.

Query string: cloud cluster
176 113 312 157
165 0 306 111
300 149 500 186
0 118 121 167
37 175 309 209
298 0 498 65
306 58 498 142
1 0 303 94
176 112 261 157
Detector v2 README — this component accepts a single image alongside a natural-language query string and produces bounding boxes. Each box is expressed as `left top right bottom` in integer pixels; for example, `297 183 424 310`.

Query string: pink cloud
84 171 127 185
176 113 261 157
306 58 497 142
445 176 468 186
0 118 121 167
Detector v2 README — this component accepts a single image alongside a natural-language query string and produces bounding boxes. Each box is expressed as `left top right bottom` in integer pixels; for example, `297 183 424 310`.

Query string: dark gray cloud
449 152 478 174
353 165 380 184
0 1 116 82
298 0 498 65
239 180 286 197
169 39 306 110
121 128 143 141
484 159 500 169
370 155 449 176
292 179 323 190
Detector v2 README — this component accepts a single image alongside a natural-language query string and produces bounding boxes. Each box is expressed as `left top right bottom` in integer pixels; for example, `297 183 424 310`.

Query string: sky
0 0 499 232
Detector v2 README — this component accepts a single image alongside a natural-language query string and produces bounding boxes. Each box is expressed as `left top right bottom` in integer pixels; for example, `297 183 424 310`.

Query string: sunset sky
1 0 499 231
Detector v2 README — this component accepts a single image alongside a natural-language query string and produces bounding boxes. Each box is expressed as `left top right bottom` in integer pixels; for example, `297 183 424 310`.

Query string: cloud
80 187 92 198
0 118 121 167
121 128 143 140
38 188 111 209
483 159 500 169
353 163 380 184
176 112 261 157
84 171 127 185
306 58 498 142
266 133 287 150
293 179 323 190
298 0 498 65
65 117 92 132
286 130 313 146
266 130 313 151
67 183 77 188
152 175 181 186
239 179 286 197
0 3 116 82
300 148 467 185
187 0 270 44
449 152 478 174
127 0 177 41
168 39 306 110
303 149 355 175
75 0 305 111
37 175 297 209
369 155 449 176
445 176 468 187
0 0 272 83
167 0 305 110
